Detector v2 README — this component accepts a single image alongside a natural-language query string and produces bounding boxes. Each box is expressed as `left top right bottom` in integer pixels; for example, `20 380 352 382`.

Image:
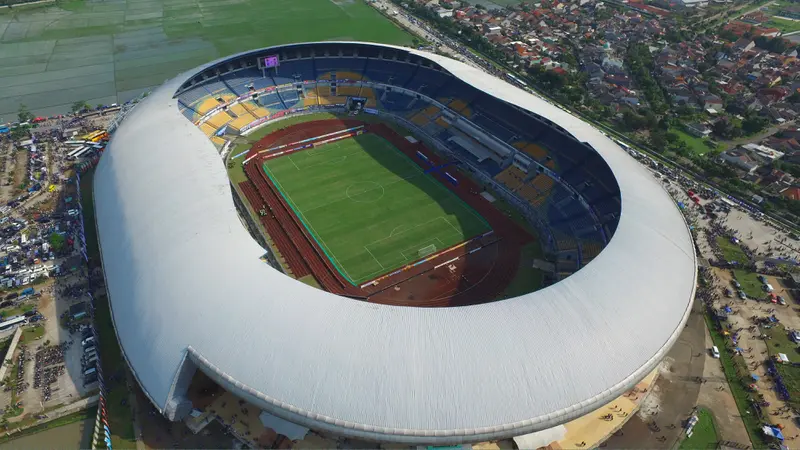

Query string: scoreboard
263 55 279 68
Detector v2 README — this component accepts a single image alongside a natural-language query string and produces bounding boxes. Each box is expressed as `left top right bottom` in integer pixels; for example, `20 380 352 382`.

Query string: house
780 186 800 201
743 143 785 161
719 148 761 174
703 95 724 110
733 38 755 53
685 122 712 137
435 8 453 17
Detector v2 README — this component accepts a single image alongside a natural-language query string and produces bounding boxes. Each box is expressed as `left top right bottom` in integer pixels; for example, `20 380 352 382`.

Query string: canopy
778 353 790 363
764 425 785 440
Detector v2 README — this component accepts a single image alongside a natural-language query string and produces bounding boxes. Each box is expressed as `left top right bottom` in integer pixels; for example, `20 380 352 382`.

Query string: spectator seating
405 67 452 94
194 97 223 116
318 96 348 105
581 241 603 263
409 111 430 127
221 69 262 96
303 87 319 107
317 85 331 97
365 59 415 85
495 166 527 191
381 91 415 111
422 105 441 118
278 88 300 108
241 100 270 118
252 76 276 91
471 114 517 142
199 122 218 138
178 87 209 109
436 78 478 104
337 85 361 96
517 143 548 161
283 59 316 81
446 99 473 118
315 58 365 80
205 113 231 130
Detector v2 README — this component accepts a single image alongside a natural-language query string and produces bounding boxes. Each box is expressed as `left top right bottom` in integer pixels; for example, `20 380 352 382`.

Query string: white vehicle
82 336 94 346
711 346 720 358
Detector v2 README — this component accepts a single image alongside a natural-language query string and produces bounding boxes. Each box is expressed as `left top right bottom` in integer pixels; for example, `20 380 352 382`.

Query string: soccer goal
418 244 437 258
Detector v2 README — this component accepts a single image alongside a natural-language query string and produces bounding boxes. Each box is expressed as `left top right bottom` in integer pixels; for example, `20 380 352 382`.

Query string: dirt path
11 149 28 197
697 325 751 445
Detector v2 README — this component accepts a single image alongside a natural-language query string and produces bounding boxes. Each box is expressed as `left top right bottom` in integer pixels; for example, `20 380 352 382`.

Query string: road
720 119 797 150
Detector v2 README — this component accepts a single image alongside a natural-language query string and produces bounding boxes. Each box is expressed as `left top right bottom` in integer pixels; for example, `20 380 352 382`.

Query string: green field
732 269 764 299
263 133 491 284
0 0 412 117
679 408 719 450
717 235 750 264
766 17 800 34
674 130 721 156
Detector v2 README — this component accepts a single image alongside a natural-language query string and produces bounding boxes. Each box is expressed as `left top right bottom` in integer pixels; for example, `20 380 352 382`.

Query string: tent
751 374 761 381
724 306 733 313
778 353 790 363
763 425 785 441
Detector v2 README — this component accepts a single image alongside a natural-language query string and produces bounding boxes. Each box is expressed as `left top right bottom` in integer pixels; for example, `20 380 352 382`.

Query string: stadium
93 42 697 445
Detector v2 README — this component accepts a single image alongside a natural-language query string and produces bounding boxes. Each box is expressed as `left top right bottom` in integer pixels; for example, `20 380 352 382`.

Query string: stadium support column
407 97 419 110
164 353 198 421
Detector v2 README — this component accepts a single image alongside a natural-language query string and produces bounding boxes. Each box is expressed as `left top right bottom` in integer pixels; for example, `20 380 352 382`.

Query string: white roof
94 42 696 444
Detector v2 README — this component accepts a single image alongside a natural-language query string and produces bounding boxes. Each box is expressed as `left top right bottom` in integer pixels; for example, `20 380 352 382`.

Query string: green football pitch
263 133 492 285
0 0 412 118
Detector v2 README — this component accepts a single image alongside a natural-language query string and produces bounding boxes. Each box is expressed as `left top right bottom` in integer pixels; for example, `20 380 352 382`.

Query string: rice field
0 0 412 118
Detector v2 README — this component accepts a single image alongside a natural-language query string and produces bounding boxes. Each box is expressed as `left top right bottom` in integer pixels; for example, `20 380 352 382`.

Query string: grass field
717 236 750 264
679 408 719 450
263 132 491 284
0 0 412 117
766 17 800 34
674 130 721 156
732 269 764 299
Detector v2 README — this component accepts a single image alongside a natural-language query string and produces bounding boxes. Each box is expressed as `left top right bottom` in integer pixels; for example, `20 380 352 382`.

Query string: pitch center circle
346 181 385 203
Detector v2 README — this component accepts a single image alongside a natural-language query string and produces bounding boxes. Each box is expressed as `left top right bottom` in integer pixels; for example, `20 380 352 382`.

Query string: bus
72 146 93 159
67 146 87 159
81 130 108 142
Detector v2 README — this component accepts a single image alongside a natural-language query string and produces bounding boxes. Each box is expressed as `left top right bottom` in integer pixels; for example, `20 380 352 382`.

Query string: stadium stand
173 48 620 268
314 58 365 80
495 166 527 191
405 67 452 94
365 59 415 85
337 85 361 97
221 68 262 96
284 59 316 81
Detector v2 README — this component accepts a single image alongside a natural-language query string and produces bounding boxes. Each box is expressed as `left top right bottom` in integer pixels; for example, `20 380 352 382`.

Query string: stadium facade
93 42 697 444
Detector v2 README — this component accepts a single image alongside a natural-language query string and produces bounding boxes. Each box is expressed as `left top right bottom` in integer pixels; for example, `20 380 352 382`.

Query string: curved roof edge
94 41 697 444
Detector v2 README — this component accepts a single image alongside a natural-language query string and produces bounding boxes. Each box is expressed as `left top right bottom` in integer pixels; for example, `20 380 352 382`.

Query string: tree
742 116 768 135
17 104 33 123
71 100 90 114
49 232 66 252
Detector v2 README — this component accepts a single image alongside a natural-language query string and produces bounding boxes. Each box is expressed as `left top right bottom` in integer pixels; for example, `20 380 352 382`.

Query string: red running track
239 118 534 306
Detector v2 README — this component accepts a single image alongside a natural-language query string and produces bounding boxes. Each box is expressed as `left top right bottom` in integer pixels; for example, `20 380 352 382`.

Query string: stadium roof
94 42 696 444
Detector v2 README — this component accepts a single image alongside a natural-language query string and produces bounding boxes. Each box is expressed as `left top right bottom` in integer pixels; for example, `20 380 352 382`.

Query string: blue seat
177 87 208 108
222 69 263 96
315 58 366 80
381 91 414 111
406 67 452 94
365 59 415 85
281 59 316 81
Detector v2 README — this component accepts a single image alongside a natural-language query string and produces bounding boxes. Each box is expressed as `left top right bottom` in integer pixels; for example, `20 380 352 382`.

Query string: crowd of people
33 343 68 402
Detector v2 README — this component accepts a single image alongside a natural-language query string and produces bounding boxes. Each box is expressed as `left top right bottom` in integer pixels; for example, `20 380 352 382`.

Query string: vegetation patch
679 407 719 450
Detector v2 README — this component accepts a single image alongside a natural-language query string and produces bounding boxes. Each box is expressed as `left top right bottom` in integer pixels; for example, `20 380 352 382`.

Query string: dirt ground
604 298 708 449
10 149 28 198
